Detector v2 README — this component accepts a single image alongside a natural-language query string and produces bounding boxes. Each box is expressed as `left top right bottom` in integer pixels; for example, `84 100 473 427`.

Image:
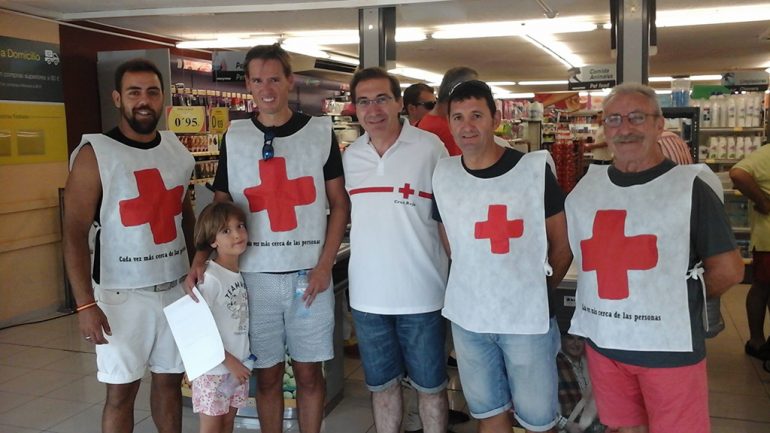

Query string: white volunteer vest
566 163 722 352
433 150 551 334
226 116 331 272
71 132 193 289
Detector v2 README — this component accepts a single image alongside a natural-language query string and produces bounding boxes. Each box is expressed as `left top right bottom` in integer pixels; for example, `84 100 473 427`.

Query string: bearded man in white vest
432 80 572 433
186 43 350 433
63 58 196 433
565 83 744 433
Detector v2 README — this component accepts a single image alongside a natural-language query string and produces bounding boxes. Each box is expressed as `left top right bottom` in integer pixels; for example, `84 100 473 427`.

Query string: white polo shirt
343 122 449 314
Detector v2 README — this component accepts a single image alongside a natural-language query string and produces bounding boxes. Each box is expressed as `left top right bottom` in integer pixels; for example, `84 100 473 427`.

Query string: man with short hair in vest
432 80 572 433
566 83 744 433
63 58 195 433
186 43 349 433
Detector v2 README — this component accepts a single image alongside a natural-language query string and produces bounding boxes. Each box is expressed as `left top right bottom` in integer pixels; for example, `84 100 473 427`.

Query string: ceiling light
283 28 425 45
522 34 583 68
388 67 445 84
690 75 722 81
766 67 770 74
518 80 568 85
649 76 673 82
657 4 770 27
496 92 536 99
487 81 517 86
431 17 599 39
655 90 673 94
395 28 427 42
176 36 277 49
280 43 330 59
326 54 359 66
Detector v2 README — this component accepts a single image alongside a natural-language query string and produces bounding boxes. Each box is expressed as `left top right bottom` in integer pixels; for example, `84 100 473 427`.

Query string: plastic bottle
726 95 736 128
736 94 747 128
218 354 257 398
710 96 721 128
295 270 310 317
700 100 712 127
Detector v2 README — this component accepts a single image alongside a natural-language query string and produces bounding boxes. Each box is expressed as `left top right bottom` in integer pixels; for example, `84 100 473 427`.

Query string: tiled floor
1 284 769 432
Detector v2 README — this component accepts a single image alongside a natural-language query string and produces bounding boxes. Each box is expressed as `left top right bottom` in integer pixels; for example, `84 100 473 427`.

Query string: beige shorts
94 283 185 384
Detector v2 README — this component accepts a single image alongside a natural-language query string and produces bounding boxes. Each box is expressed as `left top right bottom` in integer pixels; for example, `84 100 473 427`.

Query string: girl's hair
194 201 247 250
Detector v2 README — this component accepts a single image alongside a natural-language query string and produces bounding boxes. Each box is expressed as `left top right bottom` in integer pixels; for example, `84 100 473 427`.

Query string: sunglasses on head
262 129 275 161
414 101 436 110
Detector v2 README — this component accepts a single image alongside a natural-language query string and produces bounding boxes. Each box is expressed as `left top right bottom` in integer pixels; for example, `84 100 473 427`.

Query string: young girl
192 201 252 433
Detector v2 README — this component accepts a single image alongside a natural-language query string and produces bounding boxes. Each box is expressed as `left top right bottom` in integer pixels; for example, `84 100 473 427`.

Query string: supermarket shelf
701 127 764 133
703 158 742 164
732 226 751 234
191 151 220 157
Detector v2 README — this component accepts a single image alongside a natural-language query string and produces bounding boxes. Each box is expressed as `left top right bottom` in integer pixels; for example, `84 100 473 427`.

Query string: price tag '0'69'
166 106 206 133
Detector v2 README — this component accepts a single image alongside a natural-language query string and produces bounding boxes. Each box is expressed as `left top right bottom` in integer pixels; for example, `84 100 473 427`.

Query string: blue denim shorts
451 318 560 431
352 309 448 393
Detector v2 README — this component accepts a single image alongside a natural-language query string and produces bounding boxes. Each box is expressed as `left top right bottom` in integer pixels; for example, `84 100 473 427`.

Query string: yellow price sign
166 106 206 133
209 107 230 133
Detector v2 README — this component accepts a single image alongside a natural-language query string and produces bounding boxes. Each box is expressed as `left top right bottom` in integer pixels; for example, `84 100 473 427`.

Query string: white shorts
94 283 185 384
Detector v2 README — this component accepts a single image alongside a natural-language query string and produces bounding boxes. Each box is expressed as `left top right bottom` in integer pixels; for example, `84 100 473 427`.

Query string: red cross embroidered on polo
474 204 524 254
244 157 316 232
119 168 184 245
398 183 415 199
581 209 658 300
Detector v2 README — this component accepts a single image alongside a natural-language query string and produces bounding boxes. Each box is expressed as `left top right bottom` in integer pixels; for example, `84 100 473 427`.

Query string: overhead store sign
212 51 246 82
568 64 616 90
721 71 768 92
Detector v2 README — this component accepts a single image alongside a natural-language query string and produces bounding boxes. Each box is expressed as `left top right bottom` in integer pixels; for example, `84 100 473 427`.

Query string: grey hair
437 66 478 102
603 82 663 116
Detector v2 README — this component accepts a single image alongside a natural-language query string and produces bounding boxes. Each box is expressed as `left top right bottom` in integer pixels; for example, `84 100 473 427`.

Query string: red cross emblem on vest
244 157 316 232
581 209 658 300
119 168 184 245
474 204 524 254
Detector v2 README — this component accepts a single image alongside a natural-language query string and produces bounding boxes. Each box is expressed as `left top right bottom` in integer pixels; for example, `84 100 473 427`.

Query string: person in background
584 126 612 165
658 130 694 165
63 58 195 433
403 82 437 126
343 67 450 433
556 334 605 433
191 202 251 433
433 80 571 433
565 83 744 433
730 142 770 360
418 66 478 156
186 43 349 433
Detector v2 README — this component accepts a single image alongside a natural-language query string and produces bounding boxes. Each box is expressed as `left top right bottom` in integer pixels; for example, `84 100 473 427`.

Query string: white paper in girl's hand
163 287 225 381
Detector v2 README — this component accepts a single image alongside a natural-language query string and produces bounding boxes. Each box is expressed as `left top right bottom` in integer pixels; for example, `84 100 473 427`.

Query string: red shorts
585 345 710 432
753 250 770 284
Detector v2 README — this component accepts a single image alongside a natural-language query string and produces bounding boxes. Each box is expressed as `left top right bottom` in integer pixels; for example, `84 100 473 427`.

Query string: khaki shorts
94 283 185 384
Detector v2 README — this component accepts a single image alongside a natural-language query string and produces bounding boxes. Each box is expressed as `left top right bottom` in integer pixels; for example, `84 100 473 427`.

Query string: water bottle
217 354 257 398
295 270 310 317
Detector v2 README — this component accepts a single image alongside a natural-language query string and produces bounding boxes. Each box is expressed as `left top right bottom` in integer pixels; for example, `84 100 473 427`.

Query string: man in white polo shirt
343 67 450 433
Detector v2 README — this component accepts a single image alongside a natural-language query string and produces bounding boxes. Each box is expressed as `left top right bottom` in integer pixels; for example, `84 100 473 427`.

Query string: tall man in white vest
432 80 572 433
342 67 450 433
565 83 744 433
186 44 349 433
63 58 196 433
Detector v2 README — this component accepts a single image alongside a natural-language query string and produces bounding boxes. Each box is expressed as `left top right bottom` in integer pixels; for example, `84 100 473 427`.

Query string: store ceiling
3 0 770 92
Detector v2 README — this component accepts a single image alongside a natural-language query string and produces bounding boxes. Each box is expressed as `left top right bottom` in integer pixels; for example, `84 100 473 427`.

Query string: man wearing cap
432 80 571 433
566 83 744 433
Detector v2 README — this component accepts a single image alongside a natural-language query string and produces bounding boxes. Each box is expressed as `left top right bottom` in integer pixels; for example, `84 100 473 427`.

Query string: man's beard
122 105 160 135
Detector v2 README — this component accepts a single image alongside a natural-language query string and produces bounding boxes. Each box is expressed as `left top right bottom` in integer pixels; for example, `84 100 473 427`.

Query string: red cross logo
474 204 524 254
244 157 316 232
398 183 415 199
581 210 658 300
119 169 184 245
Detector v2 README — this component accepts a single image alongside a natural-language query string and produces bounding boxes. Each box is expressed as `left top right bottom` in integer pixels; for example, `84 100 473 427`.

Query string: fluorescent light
487 81 517 86
655 89 673 95
496 92 536 99
766 67 770 73
518 80 568 86
326 54 359 66
176 36 277 49
432 17 599 39
282 28 425 45
281 43 329 58
657 4 770 27
388 67 445 84
649 76 673 82
523 34 584 68
690 75 722 81
395 27 427 42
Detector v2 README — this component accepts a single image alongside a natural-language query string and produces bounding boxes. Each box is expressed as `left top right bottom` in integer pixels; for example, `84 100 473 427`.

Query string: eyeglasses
414 100 436 110
603 112 659 128
262 129 275 161
355 95 393 108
